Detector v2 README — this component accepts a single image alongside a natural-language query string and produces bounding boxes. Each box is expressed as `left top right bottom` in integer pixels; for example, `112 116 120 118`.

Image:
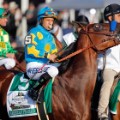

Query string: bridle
80 30 118 53
56 23 120 63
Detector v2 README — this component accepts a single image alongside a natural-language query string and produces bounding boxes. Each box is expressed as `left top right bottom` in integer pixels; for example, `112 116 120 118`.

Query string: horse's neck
53 49 98 113
56 49 97 86
71 46 97 72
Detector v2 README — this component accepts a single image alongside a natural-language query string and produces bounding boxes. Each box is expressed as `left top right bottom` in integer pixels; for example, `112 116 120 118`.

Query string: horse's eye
93 24 103 32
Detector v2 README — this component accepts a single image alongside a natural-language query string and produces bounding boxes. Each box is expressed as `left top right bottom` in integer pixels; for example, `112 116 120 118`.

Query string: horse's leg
111 101 120 120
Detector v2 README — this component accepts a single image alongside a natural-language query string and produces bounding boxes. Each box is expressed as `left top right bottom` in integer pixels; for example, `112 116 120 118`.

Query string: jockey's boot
28 73 51 101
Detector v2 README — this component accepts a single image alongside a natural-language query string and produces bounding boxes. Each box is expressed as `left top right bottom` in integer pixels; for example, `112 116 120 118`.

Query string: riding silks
0 27 16 57
109 80 120 114
25 25 58 63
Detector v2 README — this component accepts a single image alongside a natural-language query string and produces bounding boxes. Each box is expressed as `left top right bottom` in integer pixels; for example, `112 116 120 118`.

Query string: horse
0 23 120 120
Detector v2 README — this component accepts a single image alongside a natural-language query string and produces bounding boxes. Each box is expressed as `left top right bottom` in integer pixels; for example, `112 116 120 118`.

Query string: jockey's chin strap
56 31 119 63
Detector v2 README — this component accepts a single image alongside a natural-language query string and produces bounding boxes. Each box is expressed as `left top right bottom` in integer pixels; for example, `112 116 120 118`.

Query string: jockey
25 7 59 100
97 4 120 120
63 15 89 47
0 8 16 69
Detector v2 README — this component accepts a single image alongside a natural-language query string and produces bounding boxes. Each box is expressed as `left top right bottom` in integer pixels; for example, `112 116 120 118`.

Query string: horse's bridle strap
80 31 117 37
56 37 119 63
56 45 93 63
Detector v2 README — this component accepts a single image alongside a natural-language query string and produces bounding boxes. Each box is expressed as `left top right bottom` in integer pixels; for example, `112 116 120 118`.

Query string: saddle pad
109 80 120 114
6 73 37 118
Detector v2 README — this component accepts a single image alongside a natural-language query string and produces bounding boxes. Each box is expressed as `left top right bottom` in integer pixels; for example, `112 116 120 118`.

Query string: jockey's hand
6 53 15 59
48 54 57 62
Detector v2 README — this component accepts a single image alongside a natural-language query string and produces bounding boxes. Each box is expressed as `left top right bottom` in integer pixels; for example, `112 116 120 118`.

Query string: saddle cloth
6 72 53 118
109 80 120 114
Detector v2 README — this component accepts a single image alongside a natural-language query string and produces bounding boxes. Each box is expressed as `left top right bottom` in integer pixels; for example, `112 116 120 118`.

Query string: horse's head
77 23 120 52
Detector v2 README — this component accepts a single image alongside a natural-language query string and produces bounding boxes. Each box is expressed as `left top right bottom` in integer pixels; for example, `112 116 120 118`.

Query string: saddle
6 72 52 120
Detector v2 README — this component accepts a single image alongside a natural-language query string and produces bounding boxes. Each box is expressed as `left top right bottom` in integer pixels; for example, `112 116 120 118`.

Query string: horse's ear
72 21 85 30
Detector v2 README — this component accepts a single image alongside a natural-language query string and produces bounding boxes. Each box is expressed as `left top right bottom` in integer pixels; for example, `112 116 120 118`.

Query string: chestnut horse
0 23 120 120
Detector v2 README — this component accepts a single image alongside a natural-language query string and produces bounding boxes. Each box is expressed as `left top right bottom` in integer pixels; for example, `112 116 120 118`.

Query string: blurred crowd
1 1 83 48
2 1 38 48
1 0 99 48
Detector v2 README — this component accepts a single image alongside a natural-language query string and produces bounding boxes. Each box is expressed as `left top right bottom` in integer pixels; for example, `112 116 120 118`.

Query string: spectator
24 3 37 31
2 1 9 10
3 1 18 48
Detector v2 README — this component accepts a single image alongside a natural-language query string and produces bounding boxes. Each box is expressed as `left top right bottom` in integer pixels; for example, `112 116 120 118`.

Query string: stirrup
36 87 43 104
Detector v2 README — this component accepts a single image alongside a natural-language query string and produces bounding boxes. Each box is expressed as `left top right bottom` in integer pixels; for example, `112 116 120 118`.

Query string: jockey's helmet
0 8 9 18
104 4 120 20
37 7 57 21
76 15 89 25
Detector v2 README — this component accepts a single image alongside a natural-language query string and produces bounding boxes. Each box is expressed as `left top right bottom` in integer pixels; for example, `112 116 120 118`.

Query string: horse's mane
58 41 77 74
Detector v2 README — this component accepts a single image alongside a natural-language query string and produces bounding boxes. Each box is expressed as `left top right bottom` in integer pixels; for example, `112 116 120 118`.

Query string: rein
81 30 117 37
56 44 95 62
15 59 26 72
56 30 118 63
